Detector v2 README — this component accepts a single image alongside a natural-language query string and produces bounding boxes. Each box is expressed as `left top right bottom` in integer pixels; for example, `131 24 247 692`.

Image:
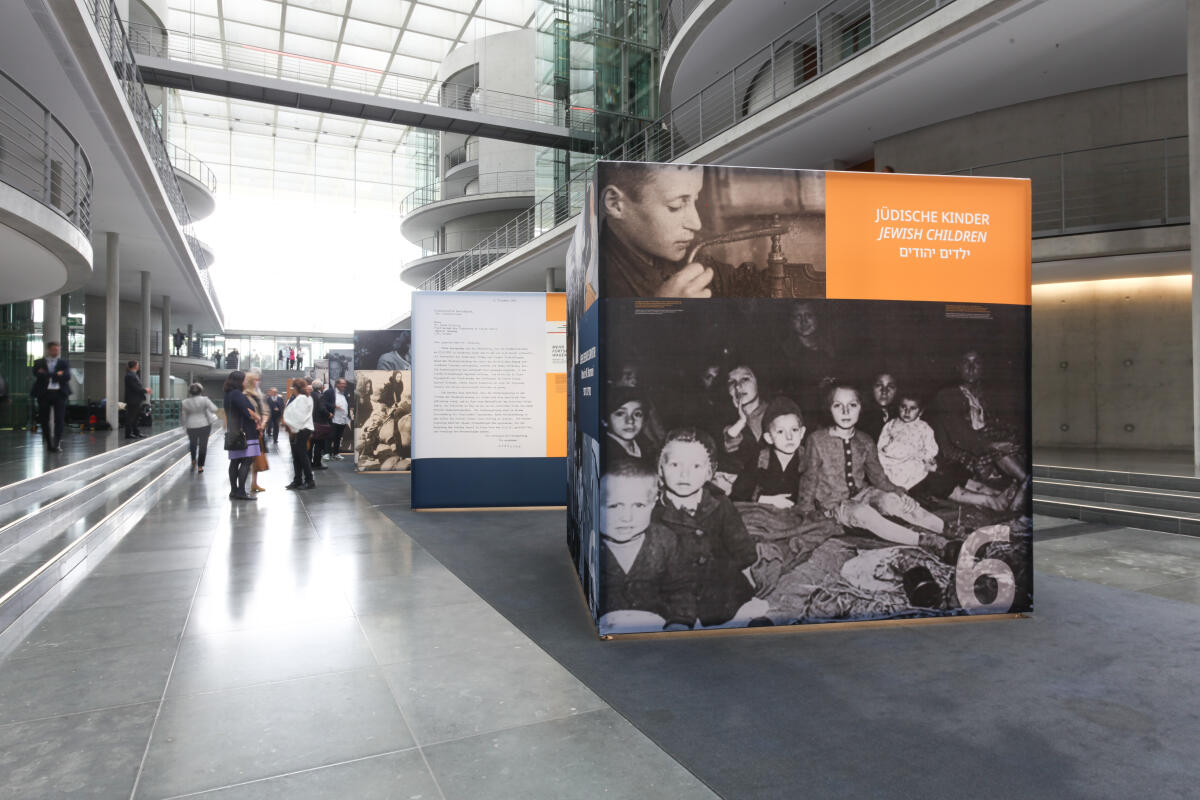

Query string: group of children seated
598 367 1026 632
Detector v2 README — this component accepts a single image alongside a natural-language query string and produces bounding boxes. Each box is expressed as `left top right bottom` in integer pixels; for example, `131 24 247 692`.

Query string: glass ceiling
163 0 538 162
159 1 539 331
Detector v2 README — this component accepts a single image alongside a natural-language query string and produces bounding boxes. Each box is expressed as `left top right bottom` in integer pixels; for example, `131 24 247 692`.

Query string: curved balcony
401 227 514 287
444 138 480 179
399 171 536 242
166 141 217 221
0 69 94 304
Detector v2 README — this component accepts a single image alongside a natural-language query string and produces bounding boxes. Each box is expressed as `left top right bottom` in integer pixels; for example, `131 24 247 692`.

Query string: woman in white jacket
181 383 218 473
282 377 315 489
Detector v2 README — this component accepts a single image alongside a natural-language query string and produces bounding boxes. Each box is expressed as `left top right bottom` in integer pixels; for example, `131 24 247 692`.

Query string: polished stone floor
2 441 1200 798
0 425 169 486
0 442 714 800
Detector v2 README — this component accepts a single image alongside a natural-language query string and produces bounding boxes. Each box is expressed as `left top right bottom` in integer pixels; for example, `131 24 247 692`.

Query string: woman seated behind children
598 459 697 632
653 427 770 627
798 384 948 550
878 391 1014 512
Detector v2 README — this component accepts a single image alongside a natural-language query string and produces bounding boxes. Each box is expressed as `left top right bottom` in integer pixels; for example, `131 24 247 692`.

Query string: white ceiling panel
407 4 465 39
348 0 413 27
396 30 453 62
336 43 393 72
341 18 400 51
286 0 348 15
285 5 343 39
223 20 280 48
282 31 339 60
223 0 282 29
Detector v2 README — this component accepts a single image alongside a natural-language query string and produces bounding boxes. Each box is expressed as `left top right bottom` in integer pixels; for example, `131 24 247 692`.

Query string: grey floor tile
136 668 415 799
60 567 203 610
0 702 157 800
382 641 606 745
91 546 212 576
423 709 716 800
1032 514 1085 531
0 640 175 725
345 569 480 616
1139 576 1200 605
359 600 529 665
168 618 377 696
1034 551 1187 591
184 582 355 636
115 528 219 553
171 750 441 800
12 598 191 657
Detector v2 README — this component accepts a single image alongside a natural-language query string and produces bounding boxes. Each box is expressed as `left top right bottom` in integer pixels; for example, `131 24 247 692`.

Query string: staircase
259 369 303 394
0 428 210 654
1034 463 1200 536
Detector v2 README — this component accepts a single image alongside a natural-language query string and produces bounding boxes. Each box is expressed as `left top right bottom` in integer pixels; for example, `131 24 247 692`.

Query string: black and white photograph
354 369 412 472
596 161 826 300
354 329 412 372
594 297 1032 636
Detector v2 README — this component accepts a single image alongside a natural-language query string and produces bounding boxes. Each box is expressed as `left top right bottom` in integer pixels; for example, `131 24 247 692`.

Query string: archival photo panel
354 369 411 472
595 297 1032 636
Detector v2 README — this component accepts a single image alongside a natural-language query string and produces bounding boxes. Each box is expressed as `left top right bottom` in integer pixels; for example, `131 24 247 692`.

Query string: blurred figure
244 371 270 492
181 382 217 473
283 377 315 489
31 341 71 452
124 359 151 440
223 370 262 501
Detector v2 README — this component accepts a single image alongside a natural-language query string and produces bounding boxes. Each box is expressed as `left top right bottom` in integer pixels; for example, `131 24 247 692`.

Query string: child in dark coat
731 396 806 507
652 428 762 627
599 460 696 632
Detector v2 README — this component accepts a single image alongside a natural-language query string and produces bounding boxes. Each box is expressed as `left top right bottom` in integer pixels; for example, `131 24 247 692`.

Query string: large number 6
955 524 1016 614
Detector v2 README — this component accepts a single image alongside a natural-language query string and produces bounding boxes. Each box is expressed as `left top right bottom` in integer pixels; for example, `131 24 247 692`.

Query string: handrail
412 228 513 259
444 139 480 172
125 22 591 133
953 137 1188 238
425 0 956 291
80 0 223 323
399 170 536 217
165 141 217 193
660 0 708 54
0 69 93 237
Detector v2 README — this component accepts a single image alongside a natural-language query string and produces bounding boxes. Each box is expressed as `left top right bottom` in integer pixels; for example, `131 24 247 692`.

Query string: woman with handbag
244 371 270 492
283 377 315 489
181 383 218 473
223 370 262 501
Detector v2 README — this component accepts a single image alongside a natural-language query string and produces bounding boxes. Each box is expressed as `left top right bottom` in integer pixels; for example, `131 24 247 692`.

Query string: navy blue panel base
412 458 567 509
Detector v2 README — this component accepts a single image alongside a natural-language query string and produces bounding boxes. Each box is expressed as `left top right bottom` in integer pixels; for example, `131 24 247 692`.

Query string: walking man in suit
124 359 151 439
32 341 71 452
266 387 285 444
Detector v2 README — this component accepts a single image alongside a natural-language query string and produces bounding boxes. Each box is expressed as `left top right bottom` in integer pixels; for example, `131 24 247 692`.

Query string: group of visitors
183 370 351 501
278 347 303 370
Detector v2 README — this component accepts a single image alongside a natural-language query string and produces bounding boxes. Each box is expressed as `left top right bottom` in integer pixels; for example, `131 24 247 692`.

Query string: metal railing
399 171 537 217
165 140 217 193
0 69 93 237
125 22 590 133
82 0 222 322
660 0 708 53
955 137 1189 238
413 228 509 259
444 139 480 172
425 0 954 291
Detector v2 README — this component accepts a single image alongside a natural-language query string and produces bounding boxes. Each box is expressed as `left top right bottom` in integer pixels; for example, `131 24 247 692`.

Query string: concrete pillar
160 294 171 398
186 322 193 357
140 271 152 388
105 233 120 429
41 294 61 349
1191 0 1200 465
545 267 556 292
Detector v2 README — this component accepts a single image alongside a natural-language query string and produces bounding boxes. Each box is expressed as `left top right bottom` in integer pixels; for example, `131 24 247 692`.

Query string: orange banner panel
546 372 567 457
825 172 1031 306
546 292 566 322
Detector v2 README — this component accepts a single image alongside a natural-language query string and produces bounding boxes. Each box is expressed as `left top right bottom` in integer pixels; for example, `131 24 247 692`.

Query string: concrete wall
1032 274 1192 450
874 76 1186 173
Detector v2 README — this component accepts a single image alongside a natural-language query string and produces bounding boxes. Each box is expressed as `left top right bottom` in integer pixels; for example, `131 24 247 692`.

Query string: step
1033 496 1200 537
1034 477 1200 515
1033 463 1200 493
0 432 187 564
0 431 202 654
0 430 181 512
